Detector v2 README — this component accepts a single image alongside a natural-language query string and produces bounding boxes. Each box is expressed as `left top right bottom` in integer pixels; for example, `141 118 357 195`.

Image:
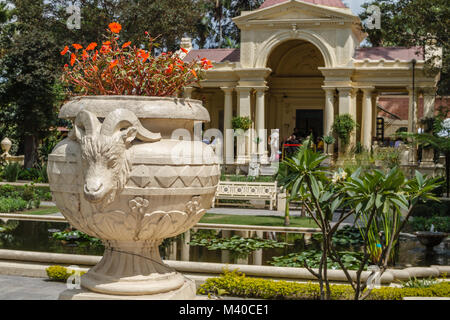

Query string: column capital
337 87 357 95
359 86 375 94
421 86 437 96
322 86 336 94
406 86 419 94
220 87 234 94
254 86 268 93
235 86 253 93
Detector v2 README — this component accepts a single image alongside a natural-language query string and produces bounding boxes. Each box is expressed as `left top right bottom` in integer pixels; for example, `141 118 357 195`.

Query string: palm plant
278 142 442 300
321 135 335 154
276 139 327 226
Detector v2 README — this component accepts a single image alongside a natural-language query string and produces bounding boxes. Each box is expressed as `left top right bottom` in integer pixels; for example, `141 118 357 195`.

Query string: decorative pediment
233 0 357 26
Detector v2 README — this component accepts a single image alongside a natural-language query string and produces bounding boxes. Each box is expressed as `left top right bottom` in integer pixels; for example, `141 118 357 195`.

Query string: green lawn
19 206 60 216
200 213 318 228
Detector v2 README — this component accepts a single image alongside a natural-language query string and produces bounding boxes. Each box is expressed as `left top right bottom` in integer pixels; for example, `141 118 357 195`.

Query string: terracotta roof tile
354 47 424 61
183 49 240 63
260 0 347 9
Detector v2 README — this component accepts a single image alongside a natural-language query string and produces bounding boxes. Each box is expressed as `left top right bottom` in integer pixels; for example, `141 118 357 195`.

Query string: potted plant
332 114 357 155
231 116 253 163
48 23 220 299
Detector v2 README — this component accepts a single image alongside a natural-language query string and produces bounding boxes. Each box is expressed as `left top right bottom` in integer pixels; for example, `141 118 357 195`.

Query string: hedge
198 270 450 300
0 197 28 213
0 184 52 201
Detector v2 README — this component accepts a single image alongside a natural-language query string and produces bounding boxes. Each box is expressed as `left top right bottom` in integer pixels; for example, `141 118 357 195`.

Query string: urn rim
59 95 210 122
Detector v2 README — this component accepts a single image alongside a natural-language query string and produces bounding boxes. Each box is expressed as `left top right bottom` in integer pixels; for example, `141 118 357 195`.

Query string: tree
359 0 449 95
198 0 264 48
0 0 61 168
281 145 441 300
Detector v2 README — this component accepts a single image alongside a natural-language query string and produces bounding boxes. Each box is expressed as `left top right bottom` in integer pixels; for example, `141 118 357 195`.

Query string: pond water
0 220 448 268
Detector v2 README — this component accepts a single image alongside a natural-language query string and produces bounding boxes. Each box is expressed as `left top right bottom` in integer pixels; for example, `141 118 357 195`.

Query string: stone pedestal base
59 279 197 300
80 240 190 297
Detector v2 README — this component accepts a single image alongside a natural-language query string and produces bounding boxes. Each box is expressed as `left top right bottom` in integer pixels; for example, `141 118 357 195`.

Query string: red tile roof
260 0 347 9
183 49 240 63
354 47 424 61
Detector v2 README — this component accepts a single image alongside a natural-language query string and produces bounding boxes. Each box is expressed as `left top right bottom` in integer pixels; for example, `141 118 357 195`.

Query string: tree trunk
24 134 38 169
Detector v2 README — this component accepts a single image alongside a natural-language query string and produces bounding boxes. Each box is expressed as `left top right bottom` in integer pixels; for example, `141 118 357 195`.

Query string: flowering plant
60 22 212 97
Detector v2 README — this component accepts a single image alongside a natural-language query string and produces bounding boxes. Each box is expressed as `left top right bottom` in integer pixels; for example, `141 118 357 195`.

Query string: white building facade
183 0 441 166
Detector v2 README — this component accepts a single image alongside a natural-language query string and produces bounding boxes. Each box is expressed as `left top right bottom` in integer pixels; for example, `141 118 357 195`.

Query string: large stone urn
47 96 220 299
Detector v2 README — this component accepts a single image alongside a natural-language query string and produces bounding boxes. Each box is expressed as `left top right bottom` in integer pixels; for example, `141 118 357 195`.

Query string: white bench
213 181 278 210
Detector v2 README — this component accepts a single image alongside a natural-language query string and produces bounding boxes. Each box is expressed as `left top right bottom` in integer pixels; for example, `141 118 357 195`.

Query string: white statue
269 130 279 162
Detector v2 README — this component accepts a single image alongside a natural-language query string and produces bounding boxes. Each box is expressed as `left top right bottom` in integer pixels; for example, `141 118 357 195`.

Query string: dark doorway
295 109 323 140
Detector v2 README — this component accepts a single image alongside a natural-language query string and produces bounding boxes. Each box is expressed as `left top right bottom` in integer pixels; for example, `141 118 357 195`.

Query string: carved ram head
70 109 161 205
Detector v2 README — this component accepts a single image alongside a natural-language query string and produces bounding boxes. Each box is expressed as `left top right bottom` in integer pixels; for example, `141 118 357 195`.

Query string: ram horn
69 110 101 141
100 108 162 142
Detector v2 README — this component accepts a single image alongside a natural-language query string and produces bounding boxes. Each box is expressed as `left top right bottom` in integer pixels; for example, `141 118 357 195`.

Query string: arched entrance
265 39 326 143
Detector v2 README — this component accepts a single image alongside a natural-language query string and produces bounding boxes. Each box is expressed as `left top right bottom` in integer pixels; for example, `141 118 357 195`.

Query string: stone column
371 94 378 141
361 88 374 151
420 88 437 168
323 88 335 136
407 86 419 134
423 87 436 119
337 87 357 153
221 87 234 165
255 87 267 161
184 87 195 99
407 86 419 165
323 87 335 154
236 86 252 163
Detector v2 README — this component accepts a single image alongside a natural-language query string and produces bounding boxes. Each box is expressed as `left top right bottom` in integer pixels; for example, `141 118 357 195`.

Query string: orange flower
141 52 150 62
137 49 149 62
60 46 69 55
82 50 89 60
180 47 188 54
109 59 119 69
177 64 184 71
70 53 76 66
92 66 98 72
190 69 197 78
201 59 213 70
92 50 98 61
103 41 111 45
100 45 111 54
108 22 122 34
86 42 97 51
165 64 173 75
122 41 131 49
72 43 83 50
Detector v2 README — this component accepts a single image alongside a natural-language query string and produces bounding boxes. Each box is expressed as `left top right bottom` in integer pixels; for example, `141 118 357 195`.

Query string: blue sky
343 0 369 14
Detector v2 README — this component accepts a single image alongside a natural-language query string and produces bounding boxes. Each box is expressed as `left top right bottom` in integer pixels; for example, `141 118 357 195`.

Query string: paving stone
0 274 67 300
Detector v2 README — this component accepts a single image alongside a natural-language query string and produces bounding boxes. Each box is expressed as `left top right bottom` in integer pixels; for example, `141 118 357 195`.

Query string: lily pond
0 219 448 269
